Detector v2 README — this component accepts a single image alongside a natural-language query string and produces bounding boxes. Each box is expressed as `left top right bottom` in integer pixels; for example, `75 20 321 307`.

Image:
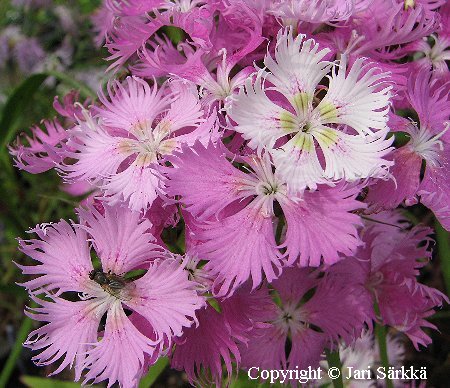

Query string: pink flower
133 2 264 107
350 2 440 59
9 120 67 174
331 212 448 349
165 140 364 295
171 283 273 386
267 0 362 24
17 204 204 387
63 76 215 211
91 2 115 47
105 3 214 70
366 70 450 229
9 90 91 174
239 267 373 371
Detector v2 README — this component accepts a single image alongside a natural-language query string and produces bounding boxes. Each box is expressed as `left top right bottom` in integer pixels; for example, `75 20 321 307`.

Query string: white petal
228 72 297 152
272 132 327 192
102 161 160 211
312 126 394 181
264 27 332 117
317 57 392 135
64 116 130 184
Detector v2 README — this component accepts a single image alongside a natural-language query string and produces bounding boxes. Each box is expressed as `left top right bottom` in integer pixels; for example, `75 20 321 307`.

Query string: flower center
407 123 448 167
274 301 305 334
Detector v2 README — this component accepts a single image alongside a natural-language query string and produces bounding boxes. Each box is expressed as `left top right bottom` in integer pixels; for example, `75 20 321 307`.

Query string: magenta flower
239 267 373 371
367 70 450 229
165 140 364 295
17 204 204 387
330 212 448 349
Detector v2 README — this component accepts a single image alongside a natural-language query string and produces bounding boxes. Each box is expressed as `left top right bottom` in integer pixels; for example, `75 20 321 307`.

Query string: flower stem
325 349 344 388
138 356 169 387
374 302 394 388
435 220 450 295
0 316 33 387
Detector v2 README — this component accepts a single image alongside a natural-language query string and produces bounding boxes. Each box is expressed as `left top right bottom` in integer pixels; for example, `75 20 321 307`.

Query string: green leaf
207 297 222 313
374 303 394 388
161 26 184 45
139 357 169 388
435 220 450 295
21 376 81 388
0 71 95 152
0 73 49 150
0 284 28 297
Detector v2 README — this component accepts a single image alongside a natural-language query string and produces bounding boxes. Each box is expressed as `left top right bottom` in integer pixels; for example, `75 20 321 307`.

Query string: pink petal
77 204 162 274
195 202 284 296
164 140 249 220
125 258 204 344
17 220 92 294
280 184 364 267
171 304 241 386
24 296 103 381
366 147 422 210
82 302 157 387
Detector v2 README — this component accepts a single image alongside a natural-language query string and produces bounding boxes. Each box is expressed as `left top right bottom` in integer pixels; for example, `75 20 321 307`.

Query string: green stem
435 220 450 295
138 357 169 388
0 316 33 387
374 303 393 388
325 349 344 388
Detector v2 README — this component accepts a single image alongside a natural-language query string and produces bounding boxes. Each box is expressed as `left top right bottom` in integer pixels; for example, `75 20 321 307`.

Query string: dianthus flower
17 204 204 387
172 283 273 386
63 76 216 211
165 140 364 295
320 330 405 387
366 70 450 229
329 212 448 349
238 267 373 371
227 27 393 192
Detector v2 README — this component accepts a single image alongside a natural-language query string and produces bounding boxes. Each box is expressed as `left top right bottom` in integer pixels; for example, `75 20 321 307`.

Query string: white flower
228 27 394 192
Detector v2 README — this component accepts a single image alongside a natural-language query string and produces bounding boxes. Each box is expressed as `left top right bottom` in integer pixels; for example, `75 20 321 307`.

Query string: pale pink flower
267 0 364 24
64 76 215 211
9 120 67 174
320 330 406 387
9 91 91 175
17 204 204 387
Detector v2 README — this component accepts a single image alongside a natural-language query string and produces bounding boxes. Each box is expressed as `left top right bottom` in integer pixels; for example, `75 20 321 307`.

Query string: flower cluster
9 0 449 387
